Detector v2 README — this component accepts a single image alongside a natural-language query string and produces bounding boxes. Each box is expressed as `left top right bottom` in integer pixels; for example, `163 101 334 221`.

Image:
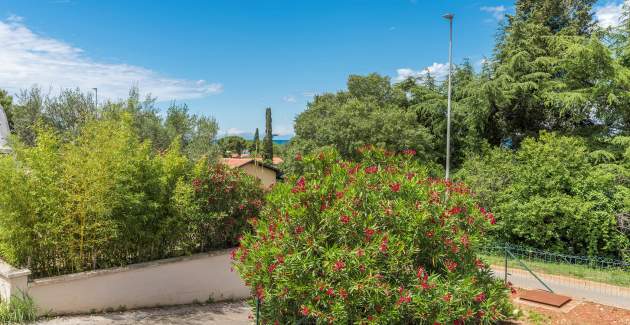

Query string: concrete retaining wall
0 249 249 315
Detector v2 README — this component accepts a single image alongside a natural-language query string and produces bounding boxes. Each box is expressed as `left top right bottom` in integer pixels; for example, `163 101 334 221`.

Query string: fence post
504 246 508 285
256 297 260 325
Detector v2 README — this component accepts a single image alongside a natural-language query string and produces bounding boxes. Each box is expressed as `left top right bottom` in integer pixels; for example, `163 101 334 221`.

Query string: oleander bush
0 114 263 277
233 148 513 324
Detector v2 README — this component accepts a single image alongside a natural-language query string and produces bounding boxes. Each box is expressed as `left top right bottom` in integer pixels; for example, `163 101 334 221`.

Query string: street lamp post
443 13 454 180
92 88 98 109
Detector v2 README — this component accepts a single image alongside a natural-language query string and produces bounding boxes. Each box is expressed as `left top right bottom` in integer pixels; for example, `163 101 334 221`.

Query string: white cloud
595 1 627 28
226 128 247 136
480 5 507 22
282 95 296 103
395 62 449 82
274 125 294 137
0 16 223 101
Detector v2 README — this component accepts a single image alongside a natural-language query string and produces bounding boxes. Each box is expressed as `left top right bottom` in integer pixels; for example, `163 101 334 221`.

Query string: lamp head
443 13 454 20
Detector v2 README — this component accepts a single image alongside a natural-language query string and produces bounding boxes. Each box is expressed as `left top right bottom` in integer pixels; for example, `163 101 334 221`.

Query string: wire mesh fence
481 243 630 309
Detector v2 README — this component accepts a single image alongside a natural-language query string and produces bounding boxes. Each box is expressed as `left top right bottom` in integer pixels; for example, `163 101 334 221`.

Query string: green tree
457 132 629 258
514 0 595 35
480 0 621 144
263 107 273 162
217 135 248 157
250 128 260 157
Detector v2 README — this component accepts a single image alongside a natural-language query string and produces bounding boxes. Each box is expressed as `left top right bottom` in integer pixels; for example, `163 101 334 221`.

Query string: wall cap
0 259 31 279
30 248 235 286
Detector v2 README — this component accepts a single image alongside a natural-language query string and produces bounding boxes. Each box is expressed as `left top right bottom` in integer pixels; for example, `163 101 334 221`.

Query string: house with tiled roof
221 157 283 189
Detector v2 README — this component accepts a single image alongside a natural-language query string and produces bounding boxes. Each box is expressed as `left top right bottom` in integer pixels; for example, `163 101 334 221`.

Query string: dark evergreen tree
251 128 260 156
263 108 273 162
480 0 618 144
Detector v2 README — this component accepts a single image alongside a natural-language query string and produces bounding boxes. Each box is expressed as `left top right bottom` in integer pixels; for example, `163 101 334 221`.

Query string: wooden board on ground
520 290 572 308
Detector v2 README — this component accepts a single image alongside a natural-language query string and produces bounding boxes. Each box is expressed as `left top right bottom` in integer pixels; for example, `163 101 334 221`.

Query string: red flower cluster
474 292 486 303
402 149 417 156
333 260 346 272
417 267 430 290
291 177 306 193
340 214 350 224
364 228 375 240
478 206 496 225
364 165 379 174
444 259 458 272
300 305 310 316
389 183 401 192
460 234 470 248
192 178 202 191
442 293 452 302
379 236 389 253
294 153 302 161
339 288 348 300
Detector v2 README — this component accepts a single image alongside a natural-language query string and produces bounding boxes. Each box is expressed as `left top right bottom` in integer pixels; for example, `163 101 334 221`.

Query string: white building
0 104 11 153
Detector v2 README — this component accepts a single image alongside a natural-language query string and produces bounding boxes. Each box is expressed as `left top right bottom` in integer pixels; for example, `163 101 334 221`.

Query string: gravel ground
36 301 252 325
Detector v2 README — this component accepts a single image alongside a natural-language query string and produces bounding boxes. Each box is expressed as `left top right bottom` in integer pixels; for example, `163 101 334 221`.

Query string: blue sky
0 1 625 139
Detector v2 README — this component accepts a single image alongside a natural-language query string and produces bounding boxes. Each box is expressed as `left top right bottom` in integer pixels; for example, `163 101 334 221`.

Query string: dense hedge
233 148 513 324
0 115 263 277
457 132 630 259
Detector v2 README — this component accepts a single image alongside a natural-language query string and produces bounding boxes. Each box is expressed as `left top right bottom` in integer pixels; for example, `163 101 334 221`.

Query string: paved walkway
36 301 252 325
491 266 630 310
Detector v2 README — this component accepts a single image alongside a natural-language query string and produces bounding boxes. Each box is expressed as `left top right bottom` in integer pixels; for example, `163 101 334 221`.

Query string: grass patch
0 293 38 324
480 254 630 287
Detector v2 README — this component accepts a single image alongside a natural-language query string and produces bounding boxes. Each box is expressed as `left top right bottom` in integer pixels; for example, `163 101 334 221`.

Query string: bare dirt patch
509 288 630 325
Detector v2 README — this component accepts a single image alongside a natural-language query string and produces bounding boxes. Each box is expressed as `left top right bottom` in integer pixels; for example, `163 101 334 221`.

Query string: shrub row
0 114 263 277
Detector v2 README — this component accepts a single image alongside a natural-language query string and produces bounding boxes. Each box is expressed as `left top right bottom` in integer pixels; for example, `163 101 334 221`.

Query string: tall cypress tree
263 108 273 162
251 128 260 157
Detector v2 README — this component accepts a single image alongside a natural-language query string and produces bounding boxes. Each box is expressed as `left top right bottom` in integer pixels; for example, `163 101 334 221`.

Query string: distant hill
217 131 293 142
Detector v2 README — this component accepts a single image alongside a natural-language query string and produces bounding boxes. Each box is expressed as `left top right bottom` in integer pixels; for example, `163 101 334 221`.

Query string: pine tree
263 108 273 162
251 128 260 157
481 0 617 143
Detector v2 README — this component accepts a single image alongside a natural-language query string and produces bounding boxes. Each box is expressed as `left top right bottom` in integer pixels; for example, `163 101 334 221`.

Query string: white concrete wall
24 249 248 315
0 259 31 301
241 162 277 189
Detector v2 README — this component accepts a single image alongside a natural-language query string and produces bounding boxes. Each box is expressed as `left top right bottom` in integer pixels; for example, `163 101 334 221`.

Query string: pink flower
444 259 458 272
340 215 350 224
390 183 401 192
256 285 265 300
364 228 375 240
292 177 306 193
447 206 463 216
474 292 486 303
379 236 389 253
300 305 310 316
333 260 345 272
487 213 496 225
326 288 335 297
364 165 378 174
460 235 470 248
